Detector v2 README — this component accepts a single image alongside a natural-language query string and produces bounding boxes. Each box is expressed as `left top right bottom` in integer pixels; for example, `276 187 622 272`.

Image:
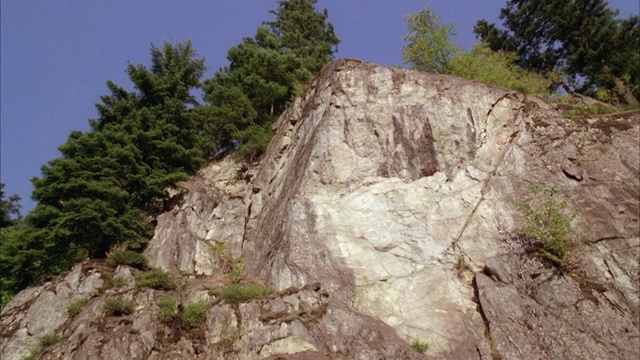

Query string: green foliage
105 275 127 289
513 185 574 267
67 296 90 317
219 284 274 304
209 242 245 283
108 250 149 270
209 242 235 273
562 104 615 118
157 295 178 323
1 40 207 299
402 5 461 73
448 45 551 96
401 7 550 97
103 297 136 316
230 255 245 284
204 0 339 159
266 0 340 73
0 183 22 228
39 334 61 348
180 301 209 328
475 0 639 104
136 269 177 290
2 1 341 301
411 339 429 353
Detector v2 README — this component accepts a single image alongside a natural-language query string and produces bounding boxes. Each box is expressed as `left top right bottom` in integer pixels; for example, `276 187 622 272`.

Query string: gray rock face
1 59 638 359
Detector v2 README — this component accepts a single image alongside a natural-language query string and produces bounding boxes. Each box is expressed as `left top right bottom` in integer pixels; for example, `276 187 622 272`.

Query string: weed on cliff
136 269 177 290
105 275 128 289
411 339 429 353
67 296 90 317
108 250 149 270
562 104 615 118
40 334 61 348
103 297 136 316
209 242 245 283
157 296 178 323
218 284 274 304
180 301 210 328
513 184 574 267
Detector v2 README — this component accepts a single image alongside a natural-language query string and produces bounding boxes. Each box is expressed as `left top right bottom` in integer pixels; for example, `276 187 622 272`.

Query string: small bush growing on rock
210 242 234 273
513 184 574 267
562 104 615 118
106 275 128 289
108 250 149 270
411 339 429 353
136 269 177 290
230 255 245 283
157 296 178 323
104 297 136 316
40 334 61 348
219 284 274 304
180 301 209 328
209 242 246 283
67 296 90 317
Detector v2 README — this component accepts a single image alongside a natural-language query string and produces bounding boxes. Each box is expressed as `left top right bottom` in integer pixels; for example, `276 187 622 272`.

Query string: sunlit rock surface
2 59 638 359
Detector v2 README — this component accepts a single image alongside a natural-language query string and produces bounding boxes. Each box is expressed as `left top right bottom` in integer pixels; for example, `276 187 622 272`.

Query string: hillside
1 59 638 359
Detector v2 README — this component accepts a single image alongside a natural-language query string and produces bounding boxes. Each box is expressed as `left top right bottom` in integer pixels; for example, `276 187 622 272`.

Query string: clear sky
1 1 638 214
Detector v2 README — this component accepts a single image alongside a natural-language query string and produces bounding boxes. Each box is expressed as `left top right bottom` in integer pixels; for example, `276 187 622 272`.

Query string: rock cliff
2 59 638 359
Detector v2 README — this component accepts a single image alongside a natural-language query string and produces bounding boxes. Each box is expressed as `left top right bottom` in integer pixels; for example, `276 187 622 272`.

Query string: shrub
67 296 89 317
40 334 61 348
230 255 245 283
180 301 209 328
219 284 274 304
104 297 136 316
157 296 178 323
210 242 234 274
448 45 551 97
136 269 177 290
411 339 429 353
210 242 245 283
108 250 149 270
106 275 127 289
513 185 573 267
562 104 615 118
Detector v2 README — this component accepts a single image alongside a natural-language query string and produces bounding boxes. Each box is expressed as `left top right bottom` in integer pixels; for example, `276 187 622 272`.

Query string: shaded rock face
1 59 638 359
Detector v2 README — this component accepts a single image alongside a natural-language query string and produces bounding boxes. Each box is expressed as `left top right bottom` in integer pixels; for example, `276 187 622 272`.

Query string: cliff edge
2 59 638 359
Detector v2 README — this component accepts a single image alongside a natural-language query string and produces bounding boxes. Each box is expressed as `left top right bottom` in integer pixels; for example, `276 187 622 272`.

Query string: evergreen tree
0 183 21 228
266 0 340 73
204 0 339 159
1 41 209 307
475 0 639 104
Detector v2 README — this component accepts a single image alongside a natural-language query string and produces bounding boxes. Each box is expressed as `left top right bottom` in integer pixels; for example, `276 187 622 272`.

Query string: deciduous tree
475 0 639 104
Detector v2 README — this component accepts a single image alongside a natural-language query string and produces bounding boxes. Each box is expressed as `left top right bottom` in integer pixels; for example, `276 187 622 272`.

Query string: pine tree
1 41 210 305
204 0 339 159
0 183 21 228
266 0 340 73
475 0 639 104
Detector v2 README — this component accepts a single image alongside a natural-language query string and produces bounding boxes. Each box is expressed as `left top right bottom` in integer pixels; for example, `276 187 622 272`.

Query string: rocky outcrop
2 59 638 359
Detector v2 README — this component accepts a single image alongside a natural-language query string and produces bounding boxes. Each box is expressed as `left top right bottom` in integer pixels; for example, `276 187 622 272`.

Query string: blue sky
1 1 638 214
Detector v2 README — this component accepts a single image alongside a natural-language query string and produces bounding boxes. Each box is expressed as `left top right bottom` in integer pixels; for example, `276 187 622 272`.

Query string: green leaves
2 1 342 308
402 6 461 73
475 0 639 104
513 185 573 267
448 45 551 96
1 41 209 305
204 0 338 159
